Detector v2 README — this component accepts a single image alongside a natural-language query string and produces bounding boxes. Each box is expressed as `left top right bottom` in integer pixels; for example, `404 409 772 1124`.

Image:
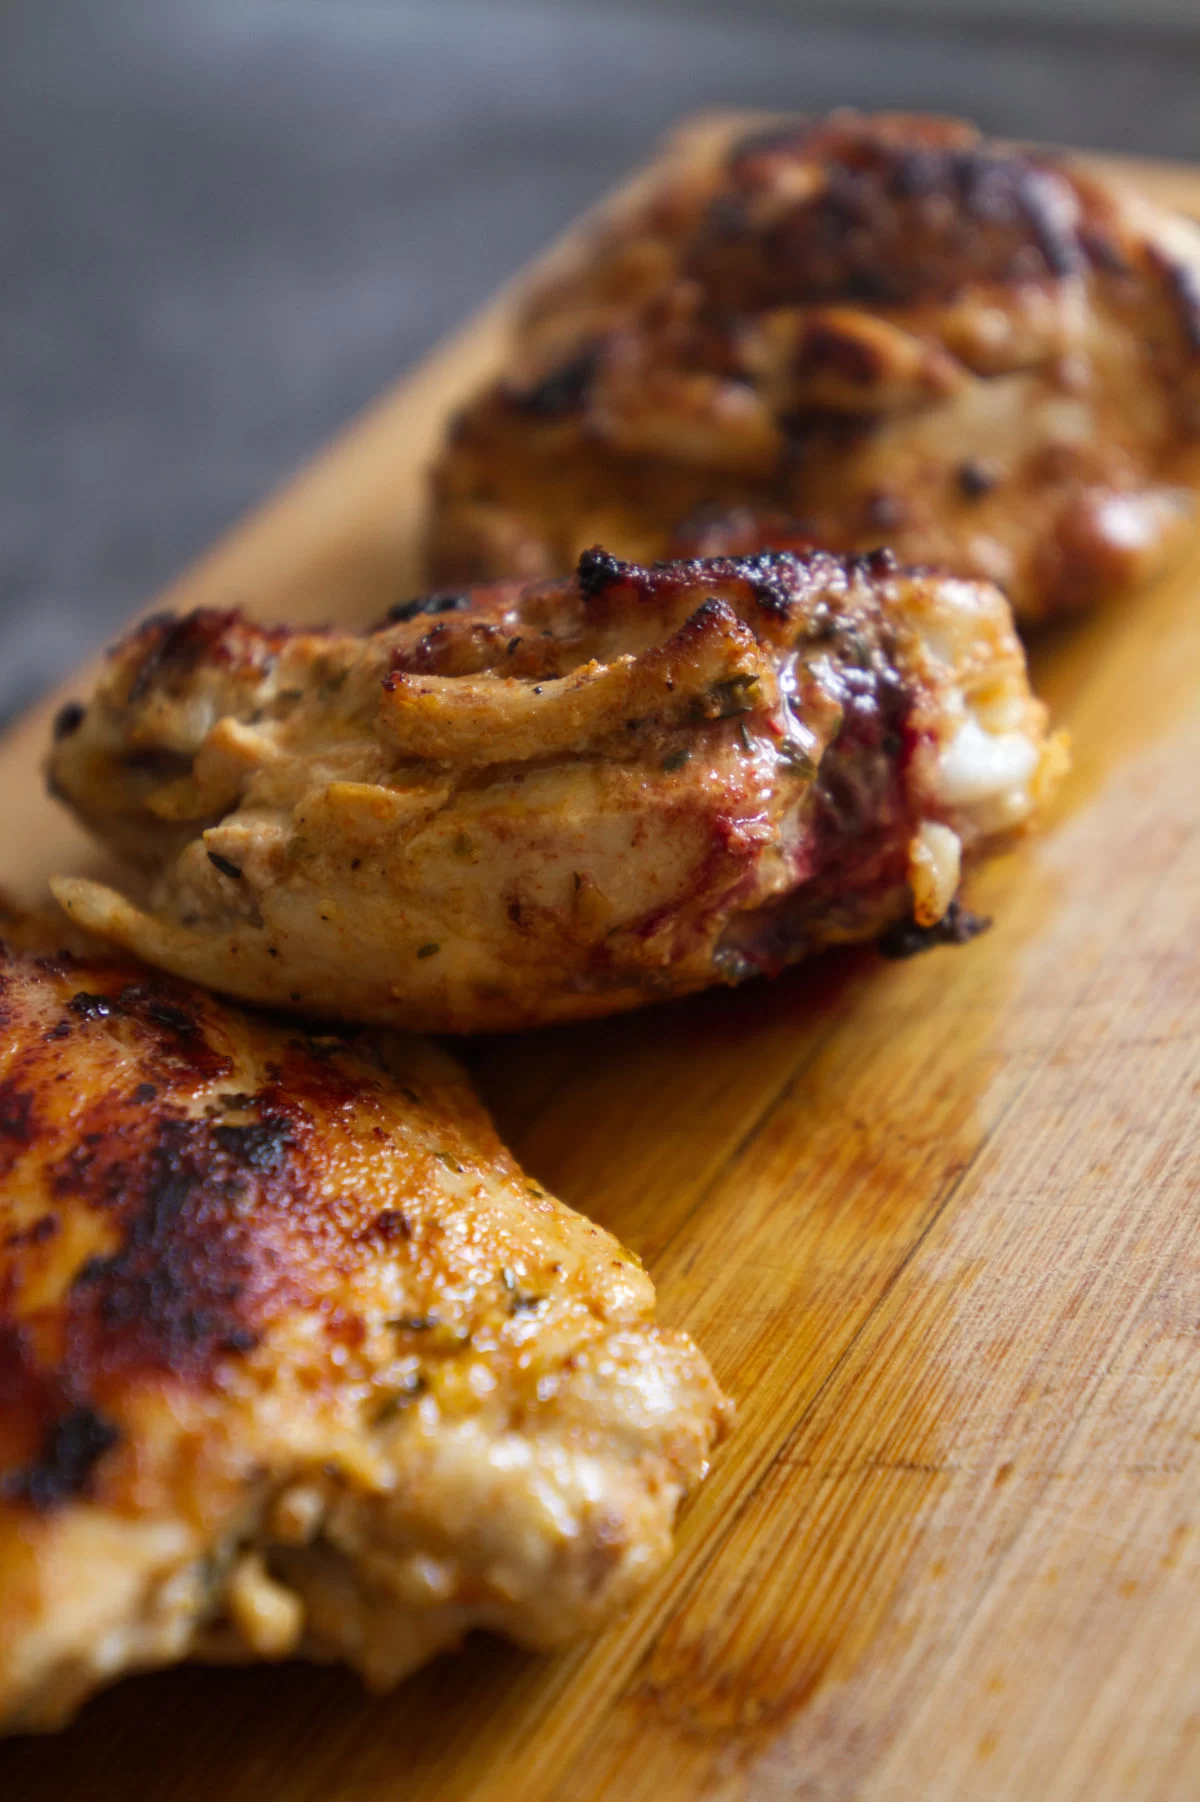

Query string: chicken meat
47 548 1065 1034
427 111 1200 621
0 910 728 1733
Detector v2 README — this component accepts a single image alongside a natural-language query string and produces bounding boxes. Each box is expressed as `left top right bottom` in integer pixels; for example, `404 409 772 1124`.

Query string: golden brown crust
47 551 1062 1033
0 924 728 1730
1 957 391 1480
427 111 1200 620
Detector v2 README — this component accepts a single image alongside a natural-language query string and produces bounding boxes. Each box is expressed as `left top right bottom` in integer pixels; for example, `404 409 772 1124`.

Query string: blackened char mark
59 974 232 1087
67 992 114 1021
577 542 828 623
212 1116 293 1171
576 546 628 600
62 1112 291 1374
0 1080 35 1145
713 546 897 622
31 1029 375 1388
958 460 998 501
0 946 407 1495
509 344 600 417
635 552 798 621
2 1405 120 1511
122 609 292 704
118 985 197 1038
52 700 85 741
878 899 992 959
124 611 220 702
0 1080 37 1181
715 553 805 619
700 122 1087 310
379 592 471 628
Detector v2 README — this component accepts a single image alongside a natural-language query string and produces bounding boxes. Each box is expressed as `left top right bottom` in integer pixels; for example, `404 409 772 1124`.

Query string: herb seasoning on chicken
0 914 728 1733
47 548 1064 1033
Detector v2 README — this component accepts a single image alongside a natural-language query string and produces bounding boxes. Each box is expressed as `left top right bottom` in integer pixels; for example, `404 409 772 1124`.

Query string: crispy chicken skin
47 549 1064 1033
427 111 1200 620
0 914 728 1734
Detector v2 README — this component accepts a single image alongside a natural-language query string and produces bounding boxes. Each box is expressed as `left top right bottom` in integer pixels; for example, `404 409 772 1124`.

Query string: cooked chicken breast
47 548 1065 1034
0 912 728 1734
427 111 1200 621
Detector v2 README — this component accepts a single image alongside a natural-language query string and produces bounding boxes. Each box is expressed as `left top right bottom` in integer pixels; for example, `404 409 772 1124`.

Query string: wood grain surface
3 136 1200 1802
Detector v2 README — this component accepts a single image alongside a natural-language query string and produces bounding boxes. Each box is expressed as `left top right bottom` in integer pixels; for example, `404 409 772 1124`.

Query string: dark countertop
3 0 1199 727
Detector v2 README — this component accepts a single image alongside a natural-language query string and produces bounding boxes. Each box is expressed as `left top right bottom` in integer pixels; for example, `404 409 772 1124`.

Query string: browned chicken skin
0 913 728 1733
47 549 1063 1033
427 112 1200 620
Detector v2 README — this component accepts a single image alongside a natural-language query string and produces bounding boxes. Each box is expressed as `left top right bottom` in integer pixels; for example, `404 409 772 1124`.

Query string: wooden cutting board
3 130 1200 1802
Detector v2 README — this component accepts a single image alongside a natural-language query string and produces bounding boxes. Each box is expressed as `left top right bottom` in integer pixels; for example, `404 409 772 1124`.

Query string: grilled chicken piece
0 912 728 1734
47 548 1065 1034
427 111 1200 621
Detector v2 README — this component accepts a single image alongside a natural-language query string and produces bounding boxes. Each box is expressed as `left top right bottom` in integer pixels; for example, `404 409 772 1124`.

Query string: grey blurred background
3 0 1200 728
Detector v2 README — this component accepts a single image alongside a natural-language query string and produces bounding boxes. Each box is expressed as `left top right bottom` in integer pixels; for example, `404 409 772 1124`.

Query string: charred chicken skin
0 914 728 1734
47 548 1064 1034
427 111 1200 621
